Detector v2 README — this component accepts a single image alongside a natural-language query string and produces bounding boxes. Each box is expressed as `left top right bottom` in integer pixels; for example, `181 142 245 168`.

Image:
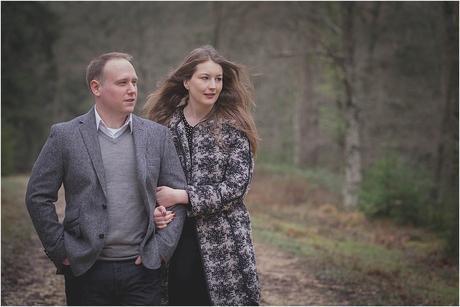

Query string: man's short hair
86 52 133 89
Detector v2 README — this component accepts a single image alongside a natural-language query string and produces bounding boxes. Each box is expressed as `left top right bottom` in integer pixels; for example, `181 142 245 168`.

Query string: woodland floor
1 232 339 306
2 171 458 305
1 175 338 306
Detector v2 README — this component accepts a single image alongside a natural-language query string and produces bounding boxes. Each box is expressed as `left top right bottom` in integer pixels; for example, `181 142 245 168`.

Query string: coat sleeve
155 128 187 262
187 129 253 218
25 124 66 268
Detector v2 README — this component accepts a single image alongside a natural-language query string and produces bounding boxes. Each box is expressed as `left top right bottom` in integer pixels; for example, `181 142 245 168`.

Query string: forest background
2 1 459 305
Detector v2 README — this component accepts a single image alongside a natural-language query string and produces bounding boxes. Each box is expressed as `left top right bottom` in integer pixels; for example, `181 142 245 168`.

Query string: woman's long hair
143 45 259 154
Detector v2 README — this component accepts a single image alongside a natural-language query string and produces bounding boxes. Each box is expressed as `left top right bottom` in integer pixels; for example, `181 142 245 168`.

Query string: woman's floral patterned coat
168 109 260 305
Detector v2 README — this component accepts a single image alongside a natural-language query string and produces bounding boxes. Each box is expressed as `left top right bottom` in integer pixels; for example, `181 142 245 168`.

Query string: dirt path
1 233 66 305
3 241 339 305
3 241 338 306
2 189 338 305
2 189 66 306
255 242 343 305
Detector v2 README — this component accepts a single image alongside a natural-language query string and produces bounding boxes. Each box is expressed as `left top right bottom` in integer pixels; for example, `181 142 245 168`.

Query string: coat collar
170 108 192 179
169 106 219 130
169 107 223 181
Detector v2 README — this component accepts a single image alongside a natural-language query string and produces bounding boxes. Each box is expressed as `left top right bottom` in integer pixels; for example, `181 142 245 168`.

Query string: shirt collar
94 106 133 133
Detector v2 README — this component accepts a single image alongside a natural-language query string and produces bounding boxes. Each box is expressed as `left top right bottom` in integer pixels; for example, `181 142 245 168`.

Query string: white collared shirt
94 107 133 139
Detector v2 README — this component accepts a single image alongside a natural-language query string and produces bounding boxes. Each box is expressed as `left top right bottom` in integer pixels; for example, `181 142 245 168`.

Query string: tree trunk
212 2 223 49
433 2 458 205
434 2 459 255
343 103 362 209
341 3 362 209
293 63 303 166
294 52 319 167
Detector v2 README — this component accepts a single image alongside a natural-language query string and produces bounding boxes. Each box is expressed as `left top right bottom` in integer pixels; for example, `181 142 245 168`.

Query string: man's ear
90 80 101 96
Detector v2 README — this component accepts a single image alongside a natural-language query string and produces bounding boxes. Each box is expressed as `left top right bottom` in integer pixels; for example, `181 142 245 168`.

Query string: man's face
94 58 138 116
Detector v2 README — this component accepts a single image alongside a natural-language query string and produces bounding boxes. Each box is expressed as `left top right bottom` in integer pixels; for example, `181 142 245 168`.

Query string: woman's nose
209 79 216 89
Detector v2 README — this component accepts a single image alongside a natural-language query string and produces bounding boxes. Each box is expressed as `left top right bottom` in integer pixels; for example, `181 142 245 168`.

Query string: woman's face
184 60 223 109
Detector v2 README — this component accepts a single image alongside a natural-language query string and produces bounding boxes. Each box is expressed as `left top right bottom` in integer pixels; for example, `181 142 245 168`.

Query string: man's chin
124 105 136 113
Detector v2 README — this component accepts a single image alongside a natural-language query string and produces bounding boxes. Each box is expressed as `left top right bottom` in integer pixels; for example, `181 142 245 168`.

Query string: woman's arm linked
154 129 252 226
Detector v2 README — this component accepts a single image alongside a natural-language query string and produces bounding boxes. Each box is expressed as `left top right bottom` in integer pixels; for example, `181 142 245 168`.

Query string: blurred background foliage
1 2 458 257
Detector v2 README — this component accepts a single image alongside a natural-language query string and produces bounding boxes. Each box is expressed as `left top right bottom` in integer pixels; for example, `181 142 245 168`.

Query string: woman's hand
153 205 175 229
156 186 188 208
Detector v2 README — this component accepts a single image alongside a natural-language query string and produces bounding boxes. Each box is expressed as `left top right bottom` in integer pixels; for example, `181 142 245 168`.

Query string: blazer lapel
78 108 107 197
132 115 150 215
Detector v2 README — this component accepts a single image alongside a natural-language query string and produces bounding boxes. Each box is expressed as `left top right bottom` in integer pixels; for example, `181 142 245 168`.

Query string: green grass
1 175 34 244
247 166 459 306
1 175 36 280
251 209 458 305
256 162 343 193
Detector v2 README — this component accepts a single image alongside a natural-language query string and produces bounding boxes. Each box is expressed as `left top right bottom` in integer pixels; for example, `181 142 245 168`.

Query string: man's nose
128 82 136 94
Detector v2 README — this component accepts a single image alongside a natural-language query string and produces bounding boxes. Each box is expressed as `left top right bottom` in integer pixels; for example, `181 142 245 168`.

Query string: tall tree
267 2 322 168
302 2 363 208
340 3 362 209
434 2 459 205
1 2 58 174
435 2 459 254
212 2 224 49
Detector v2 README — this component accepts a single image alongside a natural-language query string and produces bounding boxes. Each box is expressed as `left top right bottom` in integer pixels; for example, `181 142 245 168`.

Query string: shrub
359 155 434 226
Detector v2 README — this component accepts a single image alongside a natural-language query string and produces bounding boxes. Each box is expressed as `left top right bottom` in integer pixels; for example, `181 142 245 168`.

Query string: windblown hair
86 52 133 89
143 45 259 154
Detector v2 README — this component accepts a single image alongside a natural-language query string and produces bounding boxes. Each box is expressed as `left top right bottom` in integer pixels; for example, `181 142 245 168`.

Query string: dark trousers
168 218 211 306
63 259 161 306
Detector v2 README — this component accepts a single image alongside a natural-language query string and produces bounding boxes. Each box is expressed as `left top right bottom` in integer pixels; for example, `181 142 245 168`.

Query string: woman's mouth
204 93 216 99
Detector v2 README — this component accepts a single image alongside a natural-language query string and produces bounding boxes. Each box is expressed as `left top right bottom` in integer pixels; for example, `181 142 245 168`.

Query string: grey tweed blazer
25 107 186 276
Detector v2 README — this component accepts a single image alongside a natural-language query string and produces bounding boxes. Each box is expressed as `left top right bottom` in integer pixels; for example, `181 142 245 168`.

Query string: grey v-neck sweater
97 129 147 260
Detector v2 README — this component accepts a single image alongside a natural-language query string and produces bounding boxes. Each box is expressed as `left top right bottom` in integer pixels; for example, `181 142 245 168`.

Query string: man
25 52 186 305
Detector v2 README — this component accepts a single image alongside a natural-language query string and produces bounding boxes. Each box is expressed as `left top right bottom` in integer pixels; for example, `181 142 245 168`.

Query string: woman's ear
183 80 189 90
90 80 101 96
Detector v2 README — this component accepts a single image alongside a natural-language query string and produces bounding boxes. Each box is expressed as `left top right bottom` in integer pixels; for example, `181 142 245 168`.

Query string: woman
144 45 260 306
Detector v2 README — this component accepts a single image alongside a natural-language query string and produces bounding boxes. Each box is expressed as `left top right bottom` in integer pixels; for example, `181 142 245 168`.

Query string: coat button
102 204 107 209
99 234 105 239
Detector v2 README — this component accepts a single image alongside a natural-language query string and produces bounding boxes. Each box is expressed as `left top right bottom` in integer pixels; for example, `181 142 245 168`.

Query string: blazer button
99 234 105 239
102 204 107 209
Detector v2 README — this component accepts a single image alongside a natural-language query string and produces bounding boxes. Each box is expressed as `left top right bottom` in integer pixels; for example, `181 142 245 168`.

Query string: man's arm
155 128 187 262
25 124 66 268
